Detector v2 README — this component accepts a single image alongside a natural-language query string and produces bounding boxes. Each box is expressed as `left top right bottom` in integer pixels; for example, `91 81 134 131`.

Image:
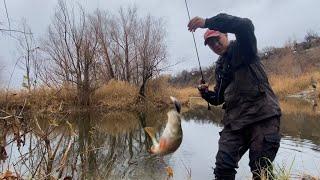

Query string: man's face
207 34 229 55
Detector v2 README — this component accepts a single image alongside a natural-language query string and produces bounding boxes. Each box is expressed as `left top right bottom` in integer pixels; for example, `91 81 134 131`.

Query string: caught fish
144 96 183 155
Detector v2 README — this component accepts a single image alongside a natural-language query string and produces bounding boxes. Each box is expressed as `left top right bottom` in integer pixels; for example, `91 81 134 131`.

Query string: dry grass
1 70 319 112
269 71 320 99
172 87 199 104
0 89 23 107
92 80 138 109
169 85 215 106
1 81 139 111
1 78 196 112
280 98 318 115
0 85 77 113
256 158 320 180
146 76 203 106
145 76 175 105
170 70 320 108
29 85 76 109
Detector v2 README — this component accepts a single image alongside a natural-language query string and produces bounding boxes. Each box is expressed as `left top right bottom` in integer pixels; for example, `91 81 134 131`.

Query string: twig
0 115 13 120
0 28 32 34
13 140 39 165
0 109 12 116
5 57 20 102
180 159 192 179
31 151 46 179
6 129 33 146
17 148 33 175
57 136 74 178
33 117 45 137
7 141 14 170
71 146 79 179
46 131 65 176
3 0 11 31
18 99 27 117
12 164 21 180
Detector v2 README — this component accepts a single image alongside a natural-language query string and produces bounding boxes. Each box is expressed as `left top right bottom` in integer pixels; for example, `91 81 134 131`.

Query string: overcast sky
1 0 320 88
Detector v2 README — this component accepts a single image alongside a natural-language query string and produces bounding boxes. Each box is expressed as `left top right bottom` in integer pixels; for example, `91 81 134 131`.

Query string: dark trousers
214 116 281 180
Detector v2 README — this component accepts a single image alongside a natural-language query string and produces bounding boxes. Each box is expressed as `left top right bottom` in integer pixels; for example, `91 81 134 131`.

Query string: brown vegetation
0 0 168 109
93 80 138 109
269 71 320 99
0 77 185 112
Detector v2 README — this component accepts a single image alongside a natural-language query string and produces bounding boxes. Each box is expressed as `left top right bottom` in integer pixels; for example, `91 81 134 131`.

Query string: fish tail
170 96 181 113
144 127 158 145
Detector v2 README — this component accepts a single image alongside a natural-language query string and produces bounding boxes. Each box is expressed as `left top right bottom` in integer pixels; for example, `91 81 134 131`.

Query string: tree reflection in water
68 109 170 179
1 99 320 179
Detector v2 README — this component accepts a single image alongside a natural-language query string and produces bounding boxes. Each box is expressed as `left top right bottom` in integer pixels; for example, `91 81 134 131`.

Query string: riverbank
1 71 319 113
0 79 195 114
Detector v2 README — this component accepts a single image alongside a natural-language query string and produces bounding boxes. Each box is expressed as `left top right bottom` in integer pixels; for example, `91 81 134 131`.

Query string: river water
2 99 320 179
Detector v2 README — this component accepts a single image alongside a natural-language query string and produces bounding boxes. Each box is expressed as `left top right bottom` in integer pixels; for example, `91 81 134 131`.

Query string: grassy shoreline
0 71 319 113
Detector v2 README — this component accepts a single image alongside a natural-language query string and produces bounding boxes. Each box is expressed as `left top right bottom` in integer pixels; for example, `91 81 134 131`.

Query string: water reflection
1 99 320 179
184 100 320 147
280 99 320 146
70 109 169 179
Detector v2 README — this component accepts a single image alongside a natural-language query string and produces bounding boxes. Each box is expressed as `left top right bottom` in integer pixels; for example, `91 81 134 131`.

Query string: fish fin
166 166 174 178
144 127 158 145
170 96 181 113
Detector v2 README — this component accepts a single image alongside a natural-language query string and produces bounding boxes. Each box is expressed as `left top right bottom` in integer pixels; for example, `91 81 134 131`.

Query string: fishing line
184 0 204 81
184 0 211 110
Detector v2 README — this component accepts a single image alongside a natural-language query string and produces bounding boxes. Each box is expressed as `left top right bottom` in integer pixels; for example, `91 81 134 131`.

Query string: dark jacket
201 13 281 130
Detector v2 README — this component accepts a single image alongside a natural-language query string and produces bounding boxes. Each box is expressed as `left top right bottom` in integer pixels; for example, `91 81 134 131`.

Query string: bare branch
0 28 32 35
3 0 11 31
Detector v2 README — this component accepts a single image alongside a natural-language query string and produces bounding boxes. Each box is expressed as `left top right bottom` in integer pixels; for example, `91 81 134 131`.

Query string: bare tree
89 10 115 82
42 0 98 106
108 6 138 82
40 1 167 103
305 30 319 43
93 7 167 96
17 20 40 91
89 6 168 91
136 15 167 97
0 1 32 35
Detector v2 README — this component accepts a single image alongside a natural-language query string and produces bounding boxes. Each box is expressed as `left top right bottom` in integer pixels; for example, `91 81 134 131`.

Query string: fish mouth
170 96 181 113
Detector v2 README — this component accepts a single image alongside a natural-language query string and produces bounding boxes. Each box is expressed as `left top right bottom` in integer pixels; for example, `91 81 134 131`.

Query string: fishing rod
184 0 204 82
184 0 211 110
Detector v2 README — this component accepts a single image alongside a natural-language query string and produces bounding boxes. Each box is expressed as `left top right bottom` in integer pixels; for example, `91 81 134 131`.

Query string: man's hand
197 81 220 105
197 83 209 94
188 17 205 32
197 85 220 106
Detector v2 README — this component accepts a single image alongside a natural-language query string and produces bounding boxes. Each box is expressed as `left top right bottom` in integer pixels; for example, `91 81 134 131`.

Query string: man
188 13 282 180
